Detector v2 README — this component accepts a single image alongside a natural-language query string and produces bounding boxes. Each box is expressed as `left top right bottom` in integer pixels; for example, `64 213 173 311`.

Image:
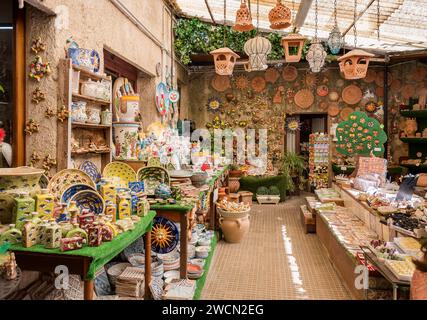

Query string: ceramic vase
113 123 139 160
228 177 240 193
219 215 250 243
0 167 44 196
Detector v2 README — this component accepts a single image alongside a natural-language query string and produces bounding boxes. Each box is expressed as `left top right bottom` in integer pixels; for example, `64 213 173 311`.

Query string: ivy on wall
174 18 321 65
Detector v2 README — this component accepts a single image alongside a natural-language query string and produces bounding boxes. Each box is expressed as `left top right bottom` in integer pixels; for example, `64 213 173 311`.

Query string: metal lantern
281 33 306 63
327 25 342 55
306 42 327 73
233 0 254 32
337 49 375 79
244 36 272 71
210 47 240 76
269 0 292 30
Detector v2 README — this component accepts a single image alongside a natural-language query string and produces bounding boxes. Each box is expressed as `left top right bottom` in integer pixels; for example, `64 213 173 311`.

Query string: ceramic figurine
31 87 45 104
66 224 88 243
22 219 39 248
1 252 17 280
118 195 131 220
0 224 22 245
57 106 69 122
105 202 117 222
29 55 51 81
30 37 46 54
24 119 40 135
45 108 55 119
88 223 102 247
78 210 95 229
35 189 55 220
60 236 85 252
13 192 36 230
44 222 62 249
137 198 150 217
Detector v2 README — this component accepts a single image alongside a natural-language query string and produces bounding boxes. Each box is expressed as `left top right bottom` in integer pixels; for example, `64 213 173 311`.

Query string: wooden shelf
72 150 111 156
72 93 111 105
400 110 427 118
72 122 111 129
72 64 110 81
400 137 427 143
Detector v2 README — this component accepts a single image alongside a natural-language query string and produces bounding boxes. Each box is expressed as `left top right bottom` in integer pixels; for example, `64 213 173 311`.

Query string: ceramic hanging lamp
211 0 240 76
269 0 292 30
327 0 342 54
244 0 272 71
281 0 305 63
306 0 326 73
337 0 375 79
233 0 254 32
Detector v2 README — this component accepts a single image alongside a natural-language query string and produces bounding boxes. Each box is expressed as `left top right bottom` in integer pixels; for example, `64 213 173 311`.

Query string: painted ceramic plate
251 76 266 93
169 90 180 103
155 82 170 116
294 89 314 109
128 181 145 193
79 160 101 183
48 169 96 201
151 216 179 254
328 103 340 117
340 107 354 121
282 66 298 82
234 75 249 90
265 68 280 83
211 74 231 92
342 85 362 105
316 85 329 97
137 166 170 196
69 189 105 215
103 162 136 188
60 183 96 204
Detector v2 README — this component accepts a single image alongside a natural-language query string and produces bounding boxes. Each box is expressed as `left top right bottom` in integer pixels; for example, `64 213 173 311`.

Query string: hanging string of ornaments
210 0 375 78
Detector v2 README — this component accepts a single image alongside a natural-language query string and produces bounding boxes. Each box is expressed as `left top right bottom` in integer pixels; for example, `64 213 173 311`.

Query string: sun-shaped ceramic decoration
286 117 302 132
151 216 179 254
207 97 222 112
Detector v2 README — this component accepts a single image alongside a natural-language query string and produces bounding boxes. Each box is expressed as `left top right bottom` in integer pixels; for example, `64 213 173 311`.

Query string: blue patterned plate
69 189 105 215
151 216 179 254
60 183 96 204
129 181 144 193
79 161 101 183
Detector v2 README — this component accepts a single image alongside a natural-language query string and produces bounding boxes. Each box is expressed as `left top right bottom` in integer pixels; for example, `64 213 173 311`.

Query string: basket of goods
216 199 251 243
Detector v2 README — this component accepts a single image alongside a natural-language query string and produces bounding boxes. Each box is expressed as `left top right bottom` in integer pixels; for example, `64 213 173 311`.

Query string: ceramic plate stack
187 263 203 280
158 251 180 271
106 262 131 289
187 244 196 259
48 169 96 201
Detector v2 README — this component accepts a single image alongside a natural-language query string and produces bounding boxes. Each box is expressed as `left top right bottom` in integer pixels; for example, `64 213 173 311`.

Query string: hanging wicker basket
337 49 375 80
210 47 240 76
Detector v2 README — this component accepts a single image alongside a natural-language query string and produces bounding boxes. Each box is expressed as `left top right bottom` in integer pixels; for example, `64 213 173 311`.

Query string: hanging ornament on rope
306 0 327 73
210 0 240 76
233 0 254 32
281 0 306 63
327 0 342 55
337 0 374 79
244 0 272 72
269 0 292 30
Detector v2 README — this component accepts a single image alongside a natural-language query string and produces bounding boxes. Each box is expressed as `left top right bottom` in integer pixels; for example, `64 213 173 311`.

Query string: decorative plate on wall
69 189 105 215
103 162 136 188
234 75 249 90
305 73 317 88
294 89 314 109
342 84 363 105
328 91 339 101
60 183 96 204
206 97 222 112
335 79 345 87
401 85 415 100
319 101 328 110
211 74 231 92
151 216 179 254
282 66 298 82
363 69 376 83
251 76 266 93
328 103 340 117
265 68 280 83
48 169 96 201
79 160 101 183
316 85 329 97
340 107 354 121
155 82 170 116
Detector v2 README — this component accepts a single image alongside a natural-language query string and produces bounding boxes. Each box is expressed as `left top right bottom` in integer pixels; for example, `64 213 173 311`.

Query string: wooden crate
300 205 316 234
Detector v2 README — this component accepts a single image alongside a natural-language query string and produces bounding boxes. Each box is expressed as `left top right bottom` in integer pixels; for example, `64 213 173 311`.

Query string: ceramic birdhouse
210 48 240 76
233 0 254 32
338 49 375 80
268 0 292 30
282 33 306 63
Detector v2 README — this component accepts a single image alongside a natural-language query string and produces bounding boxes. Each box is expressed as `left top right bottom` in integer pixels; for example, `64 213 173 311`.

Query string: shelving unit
58 58 113 172
399 110 427 173
309 133 331 189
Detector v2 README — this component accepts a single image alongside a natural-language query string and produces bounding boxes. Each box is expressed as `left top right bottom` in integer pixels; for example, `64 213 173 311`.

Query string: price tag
341 166 347 171
374 147 381 152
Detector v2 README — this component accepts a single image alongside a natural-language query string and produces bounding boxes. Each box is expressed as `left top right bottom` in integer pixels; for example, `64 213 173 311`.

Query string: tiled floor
201 196 352 300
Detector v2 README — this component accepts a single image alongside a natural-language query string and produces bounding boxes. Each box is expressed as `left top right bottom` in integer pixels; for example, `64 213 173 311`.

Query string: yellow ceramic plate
103 161 136 187
48 169 96 201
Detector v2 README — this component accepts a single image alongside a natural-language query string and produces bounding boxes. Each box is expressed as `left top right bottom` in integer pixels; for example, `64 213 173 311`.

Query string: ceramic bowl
197 237 211 247
0 167 45 196
195 246 210 259
163 270 180 280
69 189 105 215
128 253 146 267
79 160 101 183
187 263 202 274
60 183 96 203
190 258 205 268
204 230 215 239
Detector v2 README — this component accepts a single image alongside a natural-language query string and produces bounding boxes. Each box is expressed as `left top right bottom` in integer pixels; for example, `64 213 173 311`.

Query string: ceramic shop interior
0 0 426 301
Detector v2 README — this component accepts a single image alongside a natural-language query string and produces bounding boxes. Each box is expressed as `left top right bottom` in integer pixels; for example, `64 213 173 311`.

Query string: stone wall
24 0 189 174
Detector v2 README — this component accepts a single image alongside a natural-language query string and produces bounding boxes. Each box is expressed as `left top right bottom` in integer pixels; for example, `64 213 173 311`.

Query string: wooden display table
10 212 155 300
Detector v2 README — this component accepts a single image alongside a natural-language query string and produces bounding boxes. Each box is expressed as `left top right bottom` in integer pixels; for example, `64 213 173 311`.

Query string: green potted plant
281 152 307 194
256 186 280 204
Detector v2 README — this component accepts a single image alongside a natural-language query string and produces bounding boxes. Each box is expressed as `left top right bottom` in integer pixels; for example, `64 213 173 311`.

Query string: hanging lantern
281 33 306 63
306 42 327 73
269 0 292 30
327 25 342 55
338 49 375 79
233 0 254 32
244 36 272 71
210 48 240 76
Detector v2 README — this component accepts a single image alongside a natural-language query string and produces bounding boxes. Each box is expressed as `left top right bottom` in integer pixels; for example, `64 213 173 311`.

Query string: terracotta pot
229 170 242 177
219 215 250 243
228 177 240 193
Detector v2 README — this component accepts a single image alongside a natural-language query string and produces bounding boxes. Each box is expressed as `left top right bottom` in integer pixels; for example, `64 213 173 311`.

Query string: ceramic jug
219 215 250 243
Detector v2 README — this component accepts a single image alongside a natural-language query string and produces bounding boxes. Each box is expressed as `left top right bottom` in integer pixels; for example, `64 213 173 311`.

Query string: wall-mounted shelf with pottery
58 59 113 173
